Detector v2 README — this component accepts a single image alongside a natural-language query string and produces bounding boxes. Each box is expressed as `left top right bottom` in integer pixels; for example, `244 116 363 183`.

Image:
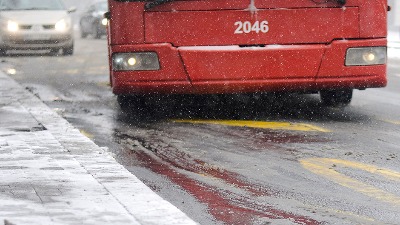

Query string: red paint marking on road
137 137 272 196
132 149 321 225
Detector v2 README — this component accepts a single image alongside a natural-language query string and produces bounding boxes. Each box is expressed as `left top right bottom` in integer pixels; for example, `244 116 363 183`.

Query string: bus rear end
107 0 388 107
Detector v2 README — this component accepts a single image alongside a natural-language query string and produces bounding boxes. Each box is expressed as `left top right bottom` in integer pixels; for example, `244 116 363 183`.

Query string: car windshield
0 0 65 11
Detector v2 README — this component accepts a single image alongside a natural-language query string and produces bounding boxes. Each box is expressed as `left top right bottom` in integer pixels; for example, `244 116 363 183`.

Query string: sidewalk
0 71 198 225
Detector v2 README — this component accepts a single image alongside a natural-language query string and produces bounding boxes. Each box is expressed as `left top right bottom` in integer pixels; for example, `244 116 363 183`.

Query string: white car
0 0 76 55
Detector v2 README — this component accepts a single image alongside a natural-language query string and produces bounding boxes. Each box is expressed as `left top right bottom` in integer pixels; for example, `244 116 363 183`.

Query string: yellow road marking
65 69 79 75
97 81 111 87
300 158 400 206
173 119 330 132
323 208 375 223
79 130 94 139
384 120 400 125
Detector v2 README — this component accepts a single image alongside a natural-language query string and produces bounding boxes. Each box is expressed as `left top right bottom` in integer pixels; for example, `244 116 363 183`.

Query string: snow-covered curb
0 71 198 225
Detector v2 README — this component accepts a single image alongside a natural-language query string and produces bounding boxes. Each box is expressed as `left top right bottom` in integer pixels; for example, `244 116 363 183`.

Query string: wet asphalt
1 36 400 224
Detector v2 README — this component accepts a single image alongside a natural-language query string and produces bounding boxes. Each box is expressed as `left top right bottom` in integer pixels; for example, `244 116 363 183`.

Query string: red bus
106 0 388 108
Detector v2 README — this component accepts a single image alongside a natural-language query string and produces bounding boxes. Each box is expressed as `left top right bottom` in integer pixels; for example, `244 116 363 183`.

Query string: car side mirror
104 12 111 20
68 7 77 13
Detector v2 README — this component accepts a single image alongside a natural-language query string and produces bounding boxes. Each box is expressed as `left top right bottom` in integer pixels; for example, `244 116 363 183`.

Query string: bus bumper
110 38 387 95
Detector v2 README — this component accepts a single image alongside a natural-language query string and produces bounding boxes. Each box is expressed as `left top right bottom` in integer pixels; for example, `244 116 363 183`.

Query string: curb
0 71 198 225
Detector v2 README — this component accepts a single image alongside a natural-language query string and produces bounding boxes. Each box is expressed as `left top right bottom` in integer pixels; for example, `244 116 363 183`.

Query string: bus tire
320 89 353 107
117 95 145 111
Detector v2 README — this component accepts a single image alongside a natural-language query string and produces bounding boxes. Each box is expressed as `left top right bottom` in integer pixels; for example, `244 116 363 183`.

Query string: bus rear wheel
320 89 353 107
117 95 145 111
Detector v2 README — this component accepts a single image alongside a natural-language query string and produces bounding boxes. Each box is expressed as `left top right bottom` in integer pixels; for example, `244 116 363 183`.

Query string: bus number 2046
234 20 269 34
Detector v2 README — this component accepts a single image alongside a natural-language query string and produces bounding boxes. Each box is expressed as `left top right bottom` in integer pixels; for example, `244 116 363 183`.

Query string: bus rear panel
107 0 388 106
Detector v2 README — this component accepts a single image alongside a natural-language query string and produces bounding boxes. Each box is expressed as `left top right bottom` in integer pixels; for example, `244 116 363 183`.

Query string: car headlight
112 52 160 71
55 17 72 32
101 18 108 26
7 20 19 32
345 47 387 66
55 19 67 31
